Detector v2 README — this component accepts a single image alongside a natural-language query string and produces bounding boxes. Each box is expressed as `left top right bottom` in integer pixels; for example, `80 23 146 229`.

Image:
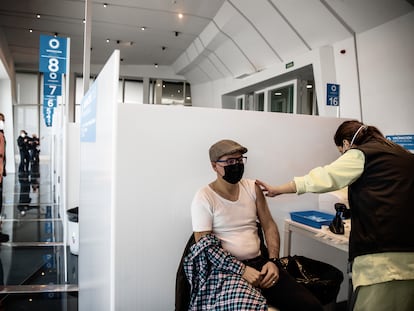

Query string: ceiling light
154 63 158 68
103 3 108 8
106 39 110 43
178 13 183 19
29 29 33 33
116 40 133 46
140 26 146 31
275 92 282 96
36 14 41 19
306 84 313 89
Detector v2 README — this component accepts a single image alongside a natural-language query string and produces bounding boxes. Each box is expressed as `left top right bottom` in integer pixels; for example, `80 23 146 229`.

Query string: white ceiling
0 0 413 83
0 0 225 69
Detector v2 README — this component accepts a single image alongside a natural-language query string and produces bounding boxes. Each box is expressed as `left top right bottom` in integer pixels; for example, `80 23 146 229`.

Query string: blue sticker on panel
80 83 98 142
386 135 414 151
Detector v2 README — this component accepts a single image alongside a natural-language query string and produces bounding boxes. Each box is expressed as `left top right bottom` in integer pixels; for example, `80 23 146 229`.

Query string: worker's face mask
0 121 4 130
223 163 244 184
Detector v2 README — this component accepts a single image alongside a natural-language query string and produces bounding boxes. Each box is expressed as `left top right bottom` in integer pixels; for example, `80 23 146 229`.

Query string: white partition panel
79 50 120 311
114 104 346 309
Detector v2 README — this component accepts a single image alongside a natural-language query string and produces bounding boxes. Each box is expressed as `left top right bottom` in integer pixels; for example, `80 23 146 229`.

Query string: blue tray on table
290 210 335 229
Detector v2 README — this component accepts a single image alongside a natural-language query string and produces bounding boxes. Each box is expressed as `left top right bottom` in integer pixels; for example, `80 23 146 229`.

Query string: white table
283 218 350 256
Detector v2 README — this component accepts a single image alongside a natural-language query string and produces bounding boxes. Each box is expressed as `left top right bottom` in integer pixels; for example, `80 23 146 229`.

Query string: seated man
186 139 323 311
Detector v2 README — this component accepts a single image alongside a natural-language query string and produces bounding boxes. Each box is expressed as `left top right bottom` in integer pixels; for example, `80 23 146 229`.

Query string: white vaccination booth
78 50 348 310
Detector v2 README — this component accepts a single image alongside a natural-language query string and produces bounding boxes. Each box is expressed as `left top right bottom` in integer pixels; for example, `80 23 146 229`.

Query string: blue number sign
326 83 340 106
39 35 67 74
39 35 67 126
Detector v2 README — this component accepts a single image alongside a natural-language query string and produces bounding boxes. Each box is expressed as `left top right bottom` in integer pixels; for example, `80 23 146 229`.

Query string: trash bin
279 255 344 306
67 207 79 255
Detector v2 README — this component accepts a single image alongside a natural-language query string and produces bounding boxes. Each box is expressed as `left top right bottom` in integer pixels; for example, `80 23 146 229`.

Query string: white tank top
191 179 260 260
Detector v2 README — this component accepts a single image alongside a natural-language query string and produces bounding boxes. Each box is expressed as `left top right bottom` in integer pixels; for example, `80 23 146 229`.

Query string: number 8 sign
39 35 68 74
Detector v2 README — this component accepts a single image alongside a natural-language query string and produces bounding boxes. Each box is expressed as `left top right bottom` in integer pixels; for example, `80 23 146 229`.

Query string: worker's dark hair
333 120 405 151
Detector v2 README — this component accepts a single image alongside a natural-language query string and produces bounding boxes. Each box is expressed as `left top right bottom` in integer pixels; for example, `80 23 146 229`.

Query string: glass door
254 92 265 111
268 80 296 113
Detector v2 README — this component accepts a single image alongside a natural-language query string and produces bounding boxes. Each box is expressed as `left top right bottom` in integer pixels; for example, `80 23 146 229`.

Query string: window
15 72 52 157
150 79 192 106
269 83 294 113
255 92 265 111
225 65 317 116
124 80 143 104
236 96 244 110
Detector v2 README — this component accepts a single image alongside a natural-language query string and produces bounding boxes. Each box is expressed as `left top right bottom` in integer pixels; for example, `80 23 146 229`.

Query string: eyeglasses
216 156 247 166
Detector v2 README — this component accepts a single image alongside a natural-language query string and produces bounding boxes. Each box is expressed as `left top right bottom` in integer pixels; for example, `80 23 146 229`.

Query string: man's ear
211 162 217 171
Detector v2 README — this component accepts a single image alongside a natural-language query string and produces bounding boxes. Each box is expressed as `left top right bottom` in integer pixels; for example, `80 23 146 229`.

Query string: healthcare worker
256 120 414 311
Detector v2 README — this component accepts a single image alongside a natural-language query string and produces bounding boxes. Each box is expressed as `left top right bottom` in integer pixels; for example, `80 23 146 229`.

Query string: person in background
0 113 9 243
17 130 30 174
256 120 414 311
187 139 323 311
30 133 40 170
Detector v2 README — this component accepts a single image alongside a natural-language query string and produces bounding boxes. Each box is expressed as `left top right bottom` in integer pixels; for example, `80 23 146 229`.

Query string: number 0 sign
39 35 68 74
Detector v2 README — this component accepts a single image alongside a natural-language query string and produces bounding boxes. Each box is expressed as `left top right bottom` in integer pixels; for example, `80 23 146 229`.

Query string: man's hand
241 265 263 287
259 261 279 288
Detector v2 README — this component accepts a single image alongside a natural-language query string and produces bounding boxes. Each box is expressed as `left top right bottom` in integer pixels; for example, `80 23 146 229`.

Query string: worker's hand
241 265 263 287
255 180 281 197
259 261 279 288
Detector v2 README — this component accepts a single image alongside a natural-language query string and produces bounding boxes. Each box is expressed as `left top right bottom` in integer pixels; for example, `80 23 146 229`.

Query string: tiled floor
0 161 78 310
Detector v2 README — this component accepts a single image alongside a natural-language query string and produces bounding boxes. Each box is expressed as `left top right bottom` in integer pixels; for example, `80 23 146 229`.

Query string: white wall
66 123 80 209
190 46 343 118
357 11 414 135
0 79 15 173
333 37 362 120
0 28 17 173
0 27 15 81
113 104 346 309
189 12 414 136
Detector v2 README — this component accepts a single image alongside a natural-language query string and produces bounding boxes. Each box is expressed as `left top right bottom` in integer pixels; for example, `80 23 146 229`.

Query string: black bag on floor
279 255 344 305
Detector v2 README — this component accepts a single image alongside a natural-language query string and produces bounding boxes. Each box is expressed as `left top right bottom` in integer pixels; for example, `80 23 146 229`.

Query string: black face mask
223 163 244 184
